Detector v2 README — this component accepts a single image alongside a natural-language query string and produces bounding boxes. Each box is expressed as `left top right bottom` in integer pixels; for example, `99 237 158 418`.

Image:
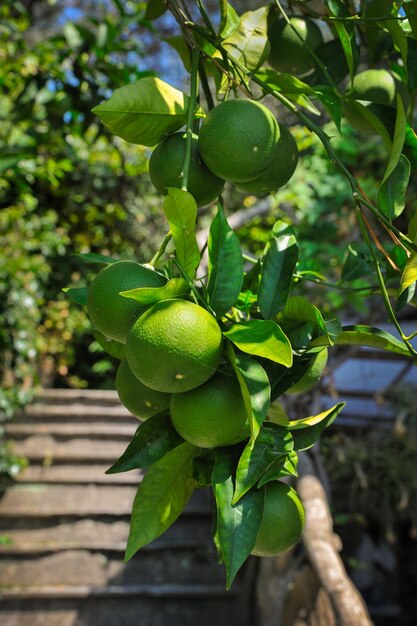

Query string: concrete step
13 464 142 485
0 515 214 549
0 484 212 519
11 436 130 464
0 590 249 626
0 545 225 587
5 422 138 440
38 388 120 404
21 403 132 421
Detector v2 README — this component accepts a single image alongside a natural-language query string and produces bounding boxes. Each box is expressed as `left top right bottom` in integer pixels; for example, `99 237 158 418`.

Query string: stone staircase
0 389 254 626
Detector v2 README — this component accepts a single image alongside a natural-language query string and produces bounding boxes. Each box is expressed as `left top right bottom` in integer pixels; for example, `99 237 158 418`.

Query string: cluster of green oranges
87 257 305 555
149 98 299 205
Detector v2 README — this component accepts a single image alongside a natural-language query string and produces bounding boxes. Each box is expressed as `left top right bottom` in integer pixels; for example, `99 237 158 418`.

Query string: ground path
0 389 253 626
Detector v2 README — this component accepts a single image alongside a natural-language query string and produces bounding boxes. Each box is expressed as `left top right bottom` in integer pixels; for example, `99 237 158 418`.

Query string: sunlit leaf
212 449 264 589
224 320 293 366
235 354 270 439
207 205 243 317
223 6 270 71
125 442 195 560
120 278 189 306
398 253 417 297
163 188 200 279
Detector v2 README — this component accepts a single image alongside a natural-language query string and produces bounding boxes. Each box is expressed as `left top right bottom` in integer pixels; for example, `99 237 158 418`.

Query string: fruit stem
182 46 200 194
272 0 340 94
355 206 417 362
149 231 172 267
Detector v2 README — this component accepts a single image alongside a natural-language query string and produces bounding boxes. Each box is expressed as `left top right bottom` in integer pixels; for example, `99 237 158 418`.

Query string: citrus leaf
224 342 253 429
386 19 408 75
72 252 119 265
404 2 417 41
255 68 314 95
163 188 200 279
381 94 407 185
224 320 293 367
223 6 270 71
258 221 299 319
378 154 410 221
145 0 167 20
325 0 359 81
92 77 193 146
219 1 240 38
257 449 298 487
313 86 342 130
398 253 417 297
63 287 88 306
312 324 411 357
207 205 244 318
233 427 292 504
290 403 345 451
106 412 183 474
212 448 264 589
287 403 346 430
235 354 270 440
278 296 329 348
120 278 189 306
125 442 196 560
343 101 392 145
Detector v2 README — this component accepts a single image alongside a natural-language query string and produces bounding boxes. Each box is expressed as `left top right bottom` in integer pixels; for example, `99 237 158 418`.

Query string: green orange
198 99 280 182
148 132 224 207
116 358 171 420
170 370 249 448
126 299 223 393
87 260 167 343
251 481 305 557
236 124 298 195
268 15 323 75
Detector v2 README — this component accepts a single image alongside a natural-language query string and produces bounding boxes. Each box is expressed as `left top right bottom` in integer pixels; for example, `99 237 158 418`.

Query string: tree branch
297 453 374 626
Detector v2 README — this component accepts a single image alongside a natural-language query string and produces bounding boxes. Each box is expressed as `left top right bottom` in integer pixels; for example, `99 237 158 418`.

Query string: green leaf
378 154 411 221
341 244 372 281
325 0 358 81
235 354 270 440
106 413 183 474
92 329 126 359
386 19 408 75
219 1 240 38
314 86 343 130
343 101 392 145
258 221 299 319
145 0 167 20
163 189 200 279
233 428 293 503
381 94 407 184
73 252 119 265
289 403 345 451
120 278 189 306
224 342 254 431
278 296 329 348
0 154 28 172
255 69 314 95
224 320 293 367
92 77 192 146
404 2 417 41
207 205 244 317
257 449 299 487
63 287 88 306
223 6 270 71
212 449 264 589
398 253 417 297
125 442 196 560
313 324 411 357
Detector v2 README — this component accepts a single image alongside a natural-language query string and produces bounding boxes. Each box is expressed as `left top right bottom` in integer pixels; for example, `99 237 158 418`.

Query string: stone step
0 515 213 548
11 435 130 464
38 388 120 404
22 403 132 421
5 422 138 440
14 464 142 485
0 484 212 519
0 589 249 626
0 546 225 587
